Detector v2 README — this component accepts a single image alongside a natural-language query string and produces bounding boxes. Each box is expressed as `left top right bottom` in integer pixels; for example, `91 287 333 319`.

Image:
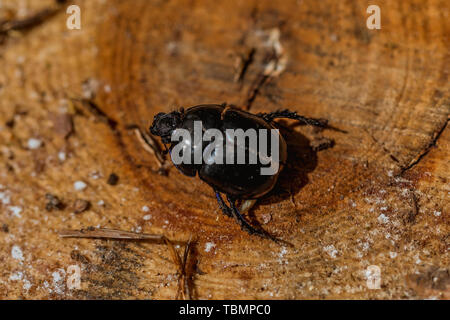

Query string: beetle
150 104 328 241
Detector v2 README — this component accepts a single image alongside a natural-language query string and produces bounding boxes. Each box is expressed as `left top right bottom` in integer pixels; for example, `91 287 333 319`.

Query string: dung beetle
150 104 328 241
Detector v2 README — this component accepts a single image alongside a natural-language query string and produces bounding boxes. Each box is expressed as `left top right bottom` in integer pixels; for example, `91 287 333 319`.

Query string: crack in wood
243 28 287 110
234 47 256 83
400 118 449 174
406 190 419 223
72 98 170 175
245 73 270 110
0 1 65 36
363 128 401 164
72 98 118 130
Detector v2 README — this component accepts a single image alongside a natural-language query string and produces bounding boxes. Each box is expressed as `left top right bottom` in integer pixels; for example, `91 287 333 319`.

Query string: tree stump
0 0 448 299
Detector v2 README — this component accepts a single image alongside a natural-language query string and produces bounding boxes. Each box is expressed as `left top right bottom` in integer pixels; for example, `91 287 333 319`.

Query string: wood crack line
400 117 449 174
0 3 65 36
364 128 400 165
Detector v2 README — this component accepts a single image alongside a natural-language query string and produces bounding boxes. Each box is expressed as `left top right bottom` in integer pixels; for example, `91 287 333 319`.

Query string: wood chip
73 199 90 214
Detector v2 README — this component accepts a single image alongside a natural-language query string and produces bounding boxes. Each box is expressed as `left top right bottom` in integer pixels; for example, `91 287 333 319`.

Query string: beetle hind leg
214 190 232 217
226 195 271 240
259 109 328 128
213 193 289 245
214 191 284 244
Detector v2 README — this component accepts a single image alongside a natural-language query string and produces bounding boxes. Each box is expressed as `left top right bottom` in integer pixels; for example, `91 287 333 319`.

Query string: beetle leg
239 199 257 214
259 109 328 128
226 195 269 239
214 191 232 217
220 195 290 245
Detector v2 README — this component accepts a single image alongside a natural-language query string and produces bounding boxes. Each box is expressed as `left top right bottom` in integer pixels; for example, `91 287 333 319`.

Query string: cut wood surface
0 0 448 299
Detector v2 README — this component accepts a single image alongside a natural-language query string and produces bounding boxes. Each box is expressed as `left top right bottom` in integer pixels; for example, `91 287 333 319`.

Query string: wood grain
0 0 448 299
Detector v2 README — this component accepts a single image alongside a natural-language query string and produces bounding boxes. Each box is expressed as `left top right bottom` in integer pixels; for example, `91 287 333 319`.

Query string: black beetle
150 104 328 241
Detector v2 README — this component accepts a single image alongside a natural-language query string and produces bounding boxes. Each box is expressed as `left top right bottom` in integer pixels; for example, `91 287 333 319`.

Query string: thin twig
59 227 194 299
181 235 193 300
59 227 167 241
125 125 170 174
165 235 193 300
132 127 166 165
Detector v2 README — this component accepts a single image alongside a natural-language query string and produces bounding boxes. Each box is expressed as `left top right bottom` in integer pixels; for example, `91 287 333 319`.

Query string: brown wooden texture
0 0 448 299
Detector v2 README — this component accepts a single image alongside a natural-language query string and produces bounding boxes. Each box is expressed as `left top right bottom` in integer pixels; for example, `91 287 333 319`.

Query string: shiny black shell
169 104 287 199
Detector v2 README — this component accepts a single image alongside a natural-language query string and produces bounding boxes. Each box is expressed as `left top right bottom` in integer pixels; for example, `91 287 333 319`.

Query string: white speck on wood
0 191 11 205
11 245 24 261
8 206 22 218
204 242 216 252
27 138 42 149
9 271 23 281
377 214 389 224
74 181 87 191
323 245 338 258
58 151 66 162
52 269 66 295
23 279 32 291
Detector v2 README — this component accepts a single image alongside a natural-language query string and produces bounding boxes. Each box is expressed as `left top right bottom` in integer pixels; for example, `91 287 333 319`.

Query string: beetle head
150 111 182 143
